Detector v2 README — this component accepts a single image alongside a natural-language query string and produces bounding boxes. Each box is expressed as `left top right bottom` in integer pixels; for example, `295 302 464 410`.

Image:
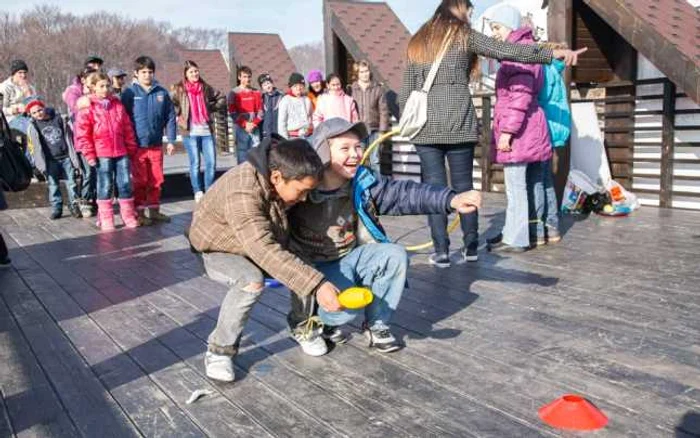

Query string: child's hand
166 143 175 156
553 47 588 66
316 281 343 312
245 122 255 133
497 133 512 152
450 190 482 214
87 159 97 167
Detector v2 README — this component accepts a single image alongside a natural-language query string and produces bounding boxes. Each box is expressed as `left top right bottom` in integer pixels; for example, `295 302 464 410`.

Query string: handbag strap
421 28 455 93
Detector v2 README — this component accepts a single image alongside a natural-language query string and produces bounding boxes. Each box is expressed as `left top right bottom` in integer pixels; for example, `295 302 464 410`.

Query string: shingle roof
584 0 700 103
158 49 230 94
227 32 297 88
327 0 411 92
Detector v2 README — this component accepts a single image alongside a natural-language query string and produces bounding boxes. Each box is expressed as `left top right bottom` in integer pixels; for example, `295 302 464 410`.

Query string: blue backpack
538 60 571 148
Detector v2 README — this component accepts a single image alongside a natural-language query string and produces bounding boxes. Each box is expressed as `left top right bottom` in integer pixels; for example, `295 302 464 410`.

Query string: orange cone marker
538 395 608 431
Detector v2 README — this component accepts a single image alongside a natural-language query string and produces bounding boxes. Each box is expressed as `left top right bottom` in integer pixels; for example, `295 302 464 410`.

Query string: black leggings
0 232 8 261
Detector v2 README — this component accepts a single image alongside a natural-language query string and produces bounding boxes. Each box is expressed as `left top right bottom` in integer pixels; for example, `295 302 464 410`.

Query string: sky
1 0 501 47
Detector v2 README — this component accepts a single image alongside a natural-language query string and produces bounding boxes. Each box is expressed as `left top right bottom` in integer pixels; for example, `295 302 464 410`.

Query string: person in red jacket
74 72 139 231
227 66 263 164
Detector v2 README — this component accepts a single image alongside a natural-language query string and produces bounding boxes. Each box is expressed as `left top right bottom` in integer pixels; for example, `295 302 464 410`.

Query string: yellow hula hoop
361 129 461 252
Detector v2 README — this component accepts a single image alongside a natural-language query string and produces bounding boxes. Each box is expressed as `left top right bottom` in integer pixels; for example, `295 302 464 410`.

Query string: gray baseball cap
312 118 369 165
107 68 127 79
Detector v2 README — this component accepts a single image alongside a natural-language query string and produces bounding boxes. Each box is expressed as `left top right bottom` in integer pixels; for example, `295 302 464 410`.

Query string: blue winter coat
121 81 177 147
353 166 455 242
538 59 571 147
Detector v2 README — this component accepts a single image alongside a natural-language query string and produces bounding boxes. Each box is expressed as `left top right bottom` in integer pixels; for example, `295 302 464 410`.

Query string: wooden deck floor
0 194 699 437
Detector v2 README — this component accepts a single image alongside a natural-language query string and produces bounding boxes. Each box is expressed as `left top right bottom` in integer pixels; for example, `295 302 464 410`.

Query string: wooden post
480 96 492 192
659 79 676 208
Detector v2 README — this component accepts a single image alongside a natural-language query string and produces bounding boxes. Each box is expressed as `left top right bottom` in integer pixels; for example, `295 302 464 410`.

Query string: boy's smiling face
328 132 364 180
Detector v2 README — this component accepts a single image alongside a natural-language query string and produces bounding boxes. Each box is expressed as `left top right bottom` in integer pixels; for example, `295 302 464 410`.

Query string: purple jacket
62 78 83 121
492 27 552 164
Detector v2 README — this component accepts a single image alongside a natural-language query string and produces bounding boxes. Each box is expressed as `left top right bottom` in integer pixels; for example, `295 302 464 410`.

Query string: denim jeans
502 163 530 247
96 156 132 200
315 243 408 330
415 143 478 254
183 135 216 194
526 159 560 240
200 252 311 356
365 131 382 174
46 156 79 211
78 153 97 202
235 126 260 164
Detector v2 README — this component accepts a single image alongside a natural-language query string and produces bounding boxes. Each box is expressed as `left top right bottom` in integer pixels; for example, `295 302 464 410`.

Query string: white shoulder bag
398 30 454 139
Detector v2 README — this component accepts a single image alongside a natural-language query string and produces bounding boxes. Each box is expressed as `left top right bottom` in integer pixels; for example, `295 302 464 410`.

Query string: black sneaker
428 253 451 268
322 325 348 344
0 257 11 268
50 209 62 220
455 243 478 264
363 323 401 353
69 203 83 219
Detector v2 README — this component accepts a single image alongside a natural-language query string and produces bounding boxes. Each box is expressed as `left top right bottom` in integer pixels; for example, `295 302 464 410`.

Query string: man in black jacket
258 73 283 139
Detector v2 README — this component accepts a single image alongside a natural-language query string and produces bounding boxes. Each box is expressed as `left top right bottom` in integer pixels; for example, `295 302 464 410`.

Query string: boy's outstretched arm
370 177 481 216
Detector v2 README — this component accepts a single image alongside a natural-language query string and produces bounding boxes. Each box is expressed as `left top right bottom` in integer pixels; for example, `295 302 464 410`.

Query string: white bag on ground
562 169 601 214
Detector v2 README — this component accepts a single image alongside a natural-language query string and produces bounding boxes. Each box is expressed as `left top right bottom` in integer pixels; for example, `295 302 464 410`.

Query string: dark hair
237 65 252 77
134 56 156 72
326 73 342 85
268 139 324 182
76 66 97 83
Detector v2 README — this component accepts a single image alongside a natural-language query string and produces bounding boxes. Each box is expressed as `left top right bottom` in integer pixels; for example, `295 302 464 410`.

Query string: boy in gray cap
288 118 481 352
107 68 128 98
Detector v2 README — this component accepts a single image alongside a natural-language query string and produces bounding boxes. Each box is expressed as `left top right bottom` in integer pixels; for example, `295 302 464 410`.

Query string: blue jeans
46 156 78 211
526 159 560 240
96 156 132 200
78 153 97 202
235 126 260 164
315 243 408 330
183 135 216 194
365 131 382 174
415 143 478 254
502 163 530 247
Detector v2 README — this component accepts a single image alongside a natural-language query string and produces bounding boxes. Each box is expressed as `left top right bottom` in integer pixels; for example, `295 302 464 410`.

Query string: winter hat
306 69 324 84
10 59 29 76
107 68 127 79
258 73 273 87
288 72 306 87
483 4 522 32
25 98 45 115
85 55 104 67
312 118 368 166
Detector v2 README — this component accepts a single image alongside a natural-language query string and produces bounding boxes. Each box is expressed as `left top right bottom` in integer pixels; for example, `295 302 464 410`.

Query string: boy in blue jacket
288 118 481 353
121 56 177 224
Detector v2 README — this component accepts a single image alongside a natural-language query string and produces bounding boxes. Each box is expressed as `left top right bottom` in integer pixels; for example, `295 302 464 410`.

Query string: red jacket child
74 95 138 164
227 86 263 130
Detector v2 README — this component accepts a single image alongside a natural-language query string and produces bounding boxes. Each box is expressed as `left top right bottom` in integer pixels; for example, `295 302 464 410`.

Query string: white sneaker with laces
205 351 235 382
292 318 329 357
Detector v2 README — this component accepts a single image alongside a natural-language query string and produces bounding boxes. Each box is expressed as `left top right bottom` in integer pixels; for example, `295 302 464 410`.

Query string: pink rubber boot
96 199 115 231
118 198 139 229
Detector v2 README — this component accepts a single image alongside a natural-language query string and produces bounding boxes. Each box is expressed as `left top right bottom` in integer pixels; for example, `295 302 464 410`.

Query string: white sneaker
194 191 204 203
292 318 329 357
205 351 235 382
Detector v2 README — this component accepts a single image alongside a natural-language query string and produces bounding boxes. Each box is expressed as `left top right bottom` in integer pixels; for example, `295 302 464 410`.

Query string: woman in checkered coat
399 0 583 267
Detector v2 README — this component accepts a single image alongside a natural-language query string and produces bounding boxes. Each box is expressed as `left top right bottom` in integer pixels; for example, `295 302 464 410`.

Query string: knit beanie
288 72 306 87
10 59 29 76
306 69 323 84
258 73 273 87
483 4 522 32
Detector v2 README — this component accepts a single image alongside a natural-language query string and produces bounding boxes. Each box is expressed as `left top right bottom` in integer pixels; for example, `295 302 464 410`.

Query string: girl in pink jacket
485 5 553 253
74 72 139 231
312 74 359 128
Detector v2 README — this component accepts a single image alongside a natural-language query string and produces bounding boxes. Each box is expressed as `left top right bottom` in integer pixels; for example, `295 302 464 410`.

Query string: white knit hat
483 4 522 32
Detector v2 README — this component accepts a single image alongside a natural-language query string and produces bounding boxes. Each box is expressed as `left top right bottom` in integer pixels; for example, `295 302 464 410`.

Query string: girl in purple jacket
485 5 553 253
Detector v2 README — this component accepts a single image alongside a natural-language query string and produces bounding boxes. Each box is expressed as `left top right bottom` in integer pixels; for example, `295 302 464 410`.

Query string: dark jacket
348 81 390 132
121 81 177 147
27 109 80 174
352 165 455 243
261 89 284 138
170 81 226 136
188 135 325 297
398 29 553 145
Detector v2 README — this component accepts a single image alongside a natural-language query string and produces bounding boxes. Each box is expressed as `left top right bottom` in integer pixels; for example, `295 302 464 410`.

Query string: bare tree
289 41 324 76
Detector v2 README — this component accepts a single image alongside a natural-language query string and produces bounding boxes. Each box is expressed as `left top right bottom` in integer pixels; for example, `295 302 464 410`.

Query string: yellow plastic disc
338 287 374 309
